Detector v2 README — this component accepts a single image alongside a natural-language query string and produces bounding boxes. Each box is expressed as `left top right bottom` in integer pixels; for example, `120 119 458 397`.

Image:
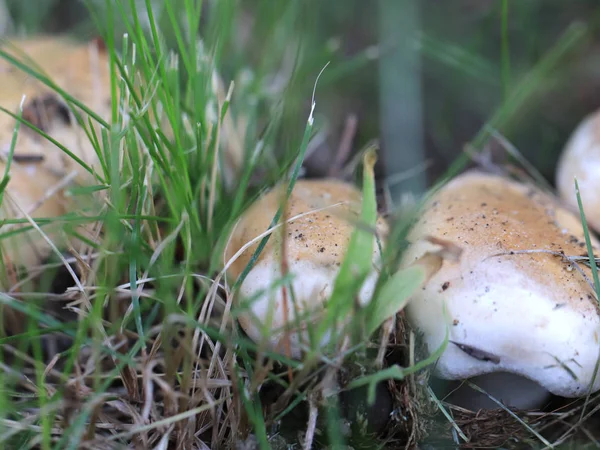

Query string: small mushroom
556 108 600 233
225 178 387 358
400 170 600 410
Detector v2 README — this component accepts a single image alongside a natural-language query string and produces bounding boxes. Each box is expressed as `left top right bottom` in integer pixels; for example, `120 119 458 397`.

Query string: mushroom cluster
0 36 109 283
225 178 387 358
400 170 600 410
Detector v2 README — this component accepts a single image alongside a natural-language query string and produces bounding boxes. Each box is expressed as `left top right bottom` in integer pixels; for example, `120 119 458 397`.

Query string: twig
304 394 319 450
329 113 357 177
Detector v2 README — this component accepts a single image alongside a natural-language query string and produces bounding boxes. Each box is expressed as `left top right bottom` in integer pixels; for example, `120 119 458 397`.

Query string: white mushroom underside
237 256 379 358
408 251 600 398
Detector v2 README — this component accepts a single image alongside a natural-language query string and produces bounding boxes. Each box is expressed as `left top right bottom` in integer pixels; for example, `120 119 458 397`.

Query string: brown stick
329 113 358 177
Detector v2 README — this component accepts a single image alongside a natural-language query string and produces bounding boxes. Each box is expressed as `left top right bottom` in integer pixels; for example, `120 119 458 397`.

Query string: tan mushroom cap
0 36 110 285
225 178 388 357
0 36 111 185
401 170 600 398
556 108 600 233
0 37 111 107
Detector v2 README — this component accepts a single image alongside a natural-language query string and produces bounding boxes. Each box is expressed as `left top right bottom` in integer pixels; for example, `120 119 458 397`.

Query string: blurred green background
3 0 600 196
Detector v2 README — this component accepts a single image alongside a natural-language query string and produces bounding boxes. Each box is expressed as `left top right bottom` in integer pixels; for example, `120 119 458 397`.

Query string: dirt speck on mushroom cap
402 170 600 398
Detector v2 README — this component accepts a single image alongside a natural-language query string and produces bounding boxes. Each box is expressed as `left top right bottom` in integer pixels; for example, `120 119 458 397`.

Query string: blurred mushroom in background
556 107 600 234
0 1 11 37
0 35 110 290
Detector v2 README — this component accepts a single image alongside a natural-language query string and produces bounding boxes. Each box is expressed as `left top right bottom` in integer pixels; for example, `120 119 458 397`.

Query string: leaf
66 184 110 196
316 146 378 336
366 264 426 336
337 146 378 283
349 366 407 405
574 177 600 421
366 248 447 337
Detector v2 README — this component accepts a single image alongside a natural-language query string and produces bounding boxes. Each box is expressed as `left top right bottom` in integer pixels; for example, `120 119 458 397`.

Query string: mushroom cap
0 36 111 185
401 170 600 398
225 178 387 357
0 36 111 112
556 108 600 232
0 36 110 284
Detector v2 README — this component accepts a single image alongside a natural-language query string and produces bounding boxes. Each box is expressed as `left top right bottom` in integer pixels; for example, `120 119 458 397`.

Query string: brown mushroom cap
225 178 387 357
227 179 373 277
401 170 600 399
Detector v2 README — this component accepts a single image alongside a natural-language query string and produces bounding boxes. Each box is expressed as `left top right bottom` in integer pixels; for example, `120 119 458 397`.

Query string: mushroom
0 36 111 185
0 36 111 285
400 170 600 410
224 178 387 358
556 108 600 233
